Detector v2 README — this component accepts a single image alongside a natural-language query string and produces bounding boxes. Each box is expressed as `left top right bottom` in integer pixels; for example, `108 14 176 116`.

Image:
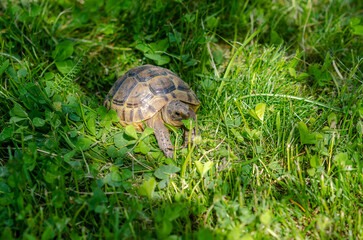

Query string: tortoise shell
104 65 200 131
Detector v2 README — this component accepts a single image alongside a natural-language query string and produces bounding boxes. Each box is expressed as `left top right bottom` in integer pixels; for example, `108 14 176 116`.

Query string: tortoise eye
175 112 180 116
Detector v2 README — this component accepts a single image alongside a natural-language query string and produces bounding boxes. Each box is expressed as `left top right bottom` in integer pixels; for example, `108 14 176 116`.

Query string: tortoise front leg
146 113 174 158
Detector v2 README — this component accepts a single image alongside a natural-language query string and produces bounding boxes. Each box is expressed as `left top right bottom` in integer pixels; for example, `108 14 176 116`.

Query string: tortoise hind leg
146 112 174 158
182 127 196 148
182 112 198 148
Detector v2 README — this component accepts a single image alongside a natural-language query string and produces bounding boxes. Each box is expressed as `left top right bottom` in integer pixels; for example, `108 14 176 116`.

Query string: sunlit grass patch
0 0 362 239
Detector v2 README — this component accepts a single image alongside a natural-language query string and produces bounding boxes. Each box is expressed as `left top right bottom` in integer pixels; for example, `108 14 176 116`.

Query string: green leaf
307 168 316 176
41 226 54 240
9 116 27 123
0 127 13 142
69 130 77 138
138 177 156 200
11 103 28 118
85 0 104 12
43 171 58 184
140 127 154 140
149 39 169 52
270 30 283 45
23 153 35 171
136 43 152 53
195 161 213 178
88 188 107 211
145 53 170 65
352 25 363 35
33 117 45 127
6 67 18 82
201 78 216 91
297 122 323 144
158 179 168 189
154 165 180 180
151 151 163 159
125 125 138 139
195 228 214 240
356 120 363 135
134 140 150 155
118 147 129 157
103 172 122 187
114 133 128 148
108 109 120 122
97 106 108 118
99 108 119 130
111 167 122 182
107 146 118 158
52 41 74 61
69 113 80 122
182 118 195 130
64 150 76 162
206 16 218 29
0 167 9 178
55 60 76 74
99 24 115 35
183 13 195 22
334 152 348 167
310 155 320 168
231 128 244 142
44 72 55 80
30 4 41 17
76 137 93 151
297 72 309 80
288 67 297 78
255 103 266 122
358 106 363 118
195 161 204 178
87 117 96 136
156 220 173 239
17 68 28 79
249 103 266 122
168 32 182 45
350 17 361 26
260 210 273 226
121 169 132 180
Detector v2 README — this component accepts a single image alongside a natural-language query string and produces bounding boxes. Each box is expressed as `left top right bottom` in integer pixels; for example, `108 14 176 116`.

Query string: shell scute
112 77 138 106
136 65 165 82
126 83 153 108
128 65 154 77
176 79 191 91
148 76 176 95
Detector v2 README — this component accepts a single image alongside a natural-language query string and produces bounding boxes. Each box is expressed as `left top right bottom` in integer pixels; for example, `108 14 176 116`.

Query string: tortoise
104 64 200 158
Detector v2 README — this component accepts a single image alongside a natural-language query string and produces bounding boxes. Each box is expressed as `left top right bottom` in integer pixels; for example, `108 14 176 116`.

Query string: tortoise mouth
162 100 190 127
162 103 198 130
162 110 184 127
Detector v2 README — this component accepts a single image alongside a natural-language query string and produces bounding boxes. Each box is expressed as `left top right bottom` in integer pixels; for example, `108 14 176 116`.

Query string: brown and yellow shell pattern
103 65 200 131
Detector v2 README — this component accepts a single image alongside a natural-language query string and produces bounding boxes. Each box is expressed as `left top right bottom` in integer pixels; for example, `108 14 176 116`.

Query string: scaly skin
146 112 174 158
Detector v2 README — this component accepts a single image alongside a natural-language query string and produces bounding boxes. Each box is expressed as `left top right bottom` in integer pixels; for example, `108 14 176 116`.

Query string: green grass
0 0 362 239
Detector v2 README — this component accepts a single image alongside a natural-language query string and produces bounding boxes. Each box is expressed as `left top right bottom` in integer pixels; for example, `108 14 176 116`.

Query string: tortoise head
162 100 196 127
